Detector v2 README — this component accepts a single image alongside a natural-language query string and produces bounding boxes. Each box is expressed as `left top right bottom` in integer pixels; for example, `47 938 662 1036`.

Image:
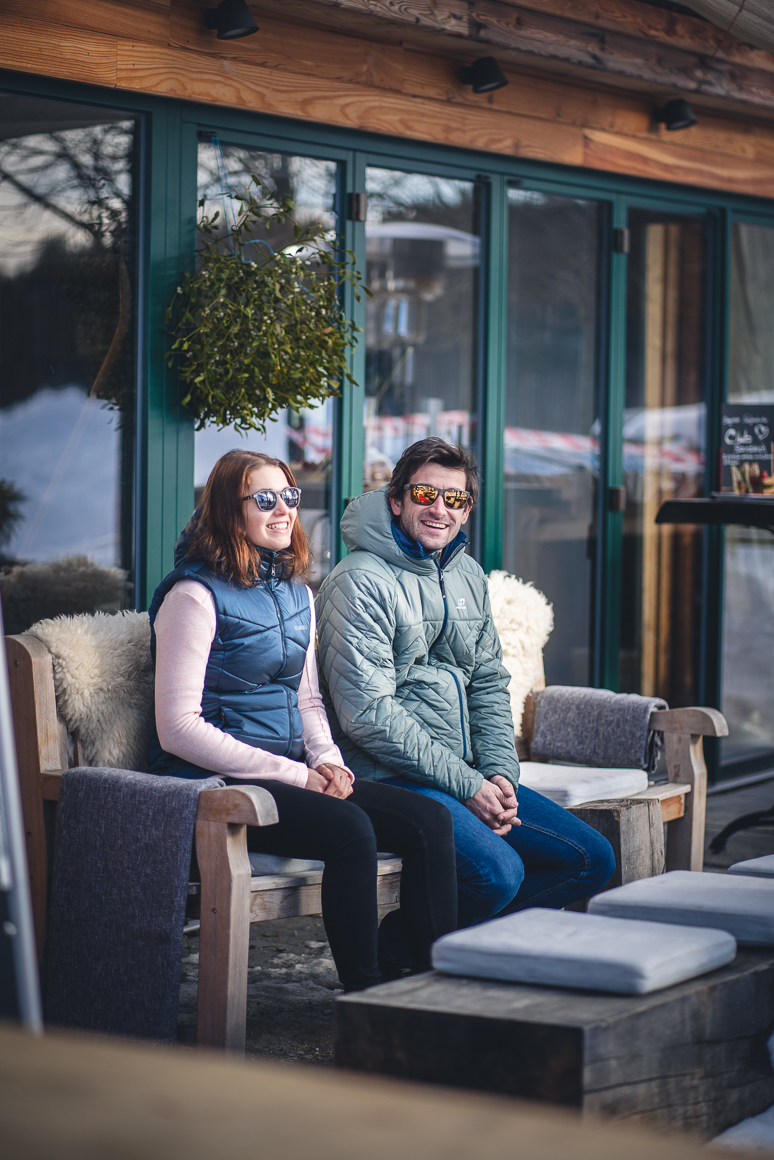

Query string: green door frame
5 68 774 782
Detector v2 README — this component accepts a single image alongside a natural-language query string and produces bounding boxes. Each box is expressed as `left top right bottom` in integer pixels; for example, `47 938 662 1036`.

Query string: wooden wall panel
1 0 774 199
1 0 170 46
584 128 774 197
0 15 117 87
115 39 585 162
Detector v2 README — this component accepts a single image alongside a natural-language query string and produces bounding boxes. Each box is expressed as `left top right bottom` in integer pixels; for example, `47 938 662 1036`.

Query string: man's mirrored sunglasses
404 483 470 511
243 487 302 511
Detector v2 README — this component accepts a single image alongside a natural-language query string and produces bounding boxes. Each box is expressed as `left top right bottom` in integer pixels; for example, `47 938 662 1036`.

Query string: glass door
721 220 774 768
363 168 481 496
195 139 339 587
503 188 604 686
619 208 708 704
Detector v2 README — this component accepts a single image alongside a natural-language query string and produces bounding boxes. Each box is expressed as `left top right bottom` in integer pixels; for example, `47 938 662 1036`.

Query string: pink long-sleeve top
153 579 350 786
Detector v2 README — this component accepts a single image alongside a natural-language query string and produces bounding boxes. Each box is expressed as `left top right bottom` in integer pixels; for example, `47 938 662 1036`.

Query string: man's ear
388 494 403 518
460 504 472 525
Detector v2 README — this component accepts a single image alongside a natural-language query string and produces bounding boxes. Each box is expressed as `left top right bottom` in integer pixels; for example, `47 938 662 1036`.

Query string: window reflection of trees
0 110 135 632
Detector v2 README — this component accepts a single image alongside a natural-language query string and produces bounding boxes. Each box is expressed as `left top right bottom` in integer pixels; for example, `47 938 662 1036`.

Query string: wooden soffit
686 1 774 58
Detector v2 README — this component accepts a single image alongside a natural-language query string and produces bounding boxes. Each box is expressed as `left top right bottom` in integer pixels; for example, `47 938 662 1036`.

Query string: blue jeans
385 779 616 928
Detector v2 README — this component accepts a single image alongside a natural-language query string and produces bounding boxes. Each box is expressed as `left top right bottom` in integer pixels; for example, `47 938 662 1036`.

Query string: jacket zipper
450 670 469 763
436 559 468 761
436 560 449 636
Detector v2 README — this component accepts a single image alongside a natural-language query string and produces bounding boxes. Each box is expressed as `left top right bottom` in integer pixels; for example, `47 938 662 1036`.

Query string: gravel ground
178 913 342 1065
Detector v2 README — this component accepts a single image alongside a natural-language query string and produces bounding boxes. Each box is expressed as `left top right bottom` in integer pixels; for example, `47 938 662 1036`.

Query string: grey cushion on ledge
431 908 737 995
517 761 648 807
588 870 774 946
727 855 774 880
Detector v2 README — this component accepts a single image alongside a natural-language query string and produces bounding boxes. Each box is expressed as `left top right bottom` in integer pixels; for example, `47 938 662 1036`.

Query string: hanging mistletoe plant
166 179 366 432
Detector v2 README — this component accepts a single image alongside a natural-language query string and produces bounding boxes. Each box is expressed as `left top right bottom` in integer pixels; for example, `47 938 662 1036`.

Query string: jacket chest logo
456 597 466 610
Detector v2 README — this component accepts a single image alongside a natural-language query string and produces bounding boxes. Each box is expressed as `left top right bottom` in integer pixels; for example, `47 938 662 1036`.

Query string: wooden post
568 797 665 892
663 732 707 872
195 819 252 1053
5 635 68 959
650 708 727 874
195 786 278 1053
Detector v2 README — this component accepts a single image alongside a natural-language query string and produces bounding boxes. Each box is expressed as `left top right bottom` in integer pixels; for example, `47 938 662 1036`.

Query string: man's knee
583 828 616 889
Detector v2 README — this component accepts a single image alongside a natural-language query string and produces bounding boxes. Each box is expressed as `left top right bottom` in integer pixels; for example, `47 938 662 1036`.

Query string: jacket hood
340 487 467 574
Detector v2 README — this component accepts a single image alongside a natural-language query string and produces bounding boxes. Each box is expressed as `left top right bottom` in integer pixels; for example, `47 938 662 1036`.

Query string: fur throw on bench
27 610 154 772
487 571 554 735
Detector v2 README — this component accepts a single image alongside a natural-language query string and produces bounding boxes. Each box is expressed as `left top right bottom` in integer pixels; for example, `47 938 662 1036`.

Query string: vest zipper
265 566 292 751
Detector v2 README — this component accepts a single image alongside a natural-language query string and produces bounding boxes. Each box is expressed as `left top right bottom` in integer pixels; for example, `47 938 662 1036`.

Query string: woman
148 449 457 992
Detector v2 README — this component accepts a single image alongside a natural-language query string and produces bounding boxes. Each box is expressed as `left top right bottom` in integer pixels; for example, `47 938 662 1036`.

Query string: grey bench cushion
431 908 736 995
728 855 774 879
588 870 774 946
517 761 648 807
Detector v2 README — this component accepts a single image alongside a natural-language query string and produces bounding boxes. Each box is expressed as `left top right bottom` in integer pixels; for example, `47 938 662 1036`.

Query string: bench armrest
41 770 279 827
648 707 728 737
197 785 278 826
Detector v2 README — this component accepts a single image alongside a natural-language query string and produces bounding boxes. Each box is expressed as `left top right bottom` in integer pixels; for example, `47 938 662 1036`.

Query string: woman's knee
399 792 456 849
327 798 378 854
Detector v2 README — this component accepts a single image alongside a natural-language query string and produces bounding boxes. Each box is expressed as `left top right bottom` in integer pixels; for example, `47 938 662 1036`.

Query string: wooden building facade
0 0 773 780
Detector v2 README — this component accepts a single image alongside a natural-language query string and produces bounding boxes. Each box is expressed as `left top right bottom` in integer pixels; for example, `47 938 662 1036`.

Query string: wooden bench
518 686 728 881
6 633 401 1053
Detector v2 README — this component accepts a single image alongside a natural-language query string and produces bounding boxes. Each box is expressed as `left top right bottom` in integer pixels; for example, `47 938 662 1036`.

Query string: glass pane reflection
504 190 602 687
364 169 480 493
0 93 136 634
722 222 774 764
195 143 337 586
620 210 707 704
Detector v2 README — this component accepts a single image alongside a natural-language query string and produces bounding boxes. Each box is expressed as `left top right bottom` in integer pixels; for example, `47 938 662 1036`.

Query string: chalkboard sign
721 403 774 494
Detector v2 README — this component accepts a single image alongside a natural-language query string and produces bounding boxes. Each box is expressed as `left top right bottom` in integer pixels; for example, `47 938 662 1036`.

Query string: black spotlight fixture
204 0 259 40
460 57 508 94
656 98 697 131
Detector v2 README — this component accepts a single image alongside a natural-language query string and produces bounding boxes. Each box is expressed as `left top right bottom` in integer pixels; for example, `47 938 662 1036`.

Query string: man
316 437 614 933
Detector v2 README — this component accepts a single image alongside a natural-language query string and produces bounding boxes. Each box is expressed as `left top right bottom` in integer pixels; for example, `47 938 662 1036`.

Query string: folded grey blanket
530 686 668 772
45 767 222 1041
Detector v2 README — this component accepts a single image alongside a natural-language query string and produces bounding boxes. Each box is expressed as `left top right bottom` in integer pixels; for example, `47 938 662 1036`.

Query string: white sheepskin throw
487 571 554 735
26 610 154 772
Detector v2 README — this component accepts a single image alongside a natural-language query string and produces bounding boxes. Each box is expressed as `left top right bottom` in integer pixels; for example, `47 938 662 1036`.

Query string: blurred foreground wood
0 1021 747 1160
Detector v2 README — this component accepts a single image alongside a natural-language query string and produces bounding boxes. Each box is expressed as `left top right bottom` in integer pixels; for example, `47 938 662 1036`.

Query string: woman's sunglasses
404 483 470 511
243 486 302 512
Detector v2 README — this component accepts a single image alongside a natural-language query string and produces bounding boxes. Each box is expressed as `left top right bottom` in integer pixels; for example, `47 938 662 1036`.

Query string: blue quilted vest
147 552 311 779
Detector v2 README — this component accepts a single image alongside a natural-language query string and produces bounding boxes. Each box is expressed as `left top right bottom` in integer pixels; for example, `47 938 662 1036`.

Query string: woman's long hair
183 449 311 583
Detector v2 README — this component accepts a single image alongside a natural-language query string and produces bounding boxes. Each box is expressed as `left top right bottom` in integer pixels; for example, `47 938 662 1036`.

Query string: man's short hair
387 438 480 508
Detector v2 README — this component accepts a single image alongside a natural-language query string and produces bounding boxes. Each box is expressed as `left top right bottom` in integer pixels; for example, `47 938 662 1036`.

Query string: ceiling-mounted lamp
204 0 259 40
459 57 509 94
656 98 698 131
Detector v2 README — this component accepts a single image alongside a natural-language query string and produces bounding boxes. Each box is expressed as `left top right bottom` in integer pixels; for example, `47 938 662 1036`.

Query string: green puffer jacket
315 487 519 802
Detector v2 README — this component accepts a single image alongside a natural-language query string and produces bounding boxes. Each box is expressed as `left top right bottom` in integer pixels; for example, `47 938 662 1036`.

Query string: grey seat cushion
517 761 648 807
727 855 774 880
431 908 736 995
588 870 774 946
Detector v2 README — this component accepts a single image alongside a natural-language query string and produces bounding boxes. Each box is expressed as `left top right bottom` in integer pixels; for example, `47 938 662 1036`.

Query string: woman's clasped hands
305 762 354 798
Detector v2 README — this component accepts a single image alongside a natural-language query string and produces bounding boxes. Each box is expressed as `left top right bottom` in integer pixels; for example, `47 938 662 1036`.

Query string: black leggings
231 778 458 992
